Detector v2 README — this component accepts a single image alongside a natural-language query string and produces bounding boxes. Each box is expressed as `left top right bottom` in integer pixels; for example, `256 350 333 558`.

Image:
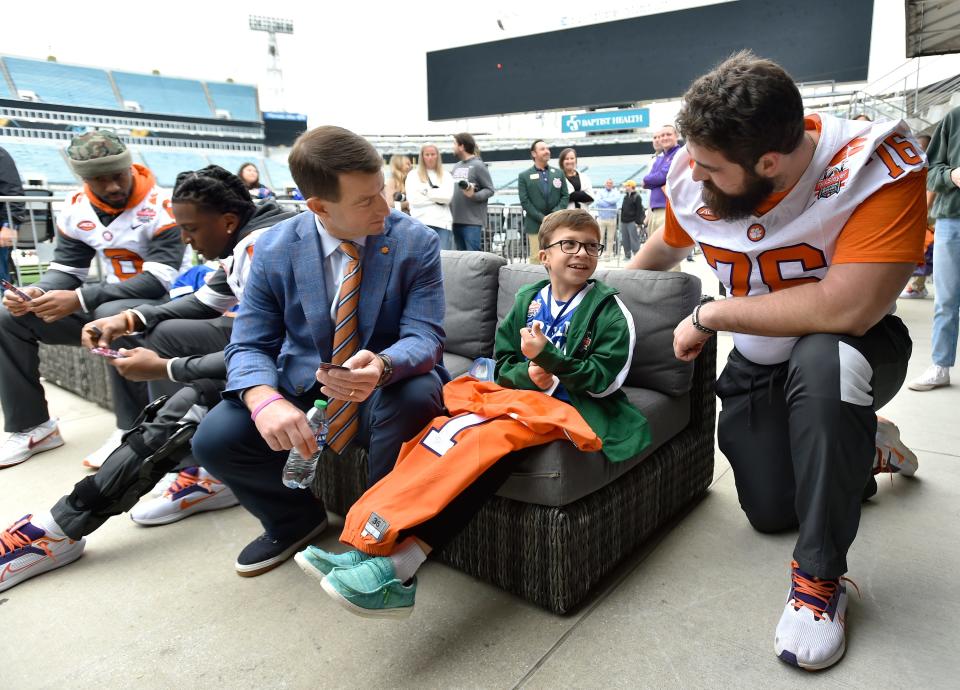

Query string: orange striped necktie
327 241 362 454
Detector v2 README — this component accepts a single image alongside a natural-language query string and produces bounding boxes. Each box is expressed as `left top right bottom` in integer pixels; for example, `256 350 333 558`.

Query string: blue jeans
428 225 454 251
0 247 10 283
932 217 960 367
452 223 482 252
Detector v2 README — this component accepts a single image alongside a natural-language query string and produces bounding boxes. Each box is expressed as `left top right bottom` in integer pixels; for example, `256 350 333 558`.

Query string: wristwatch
375 353 394 388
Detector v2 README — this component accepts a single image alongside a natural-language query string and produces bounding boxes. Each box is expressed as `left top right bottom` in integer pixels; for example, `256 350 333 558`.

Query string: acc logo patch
696 206 719 221
136 208 157 223
815 164 850 200
102 230 113 241
77 220 96 231
747 223 765 242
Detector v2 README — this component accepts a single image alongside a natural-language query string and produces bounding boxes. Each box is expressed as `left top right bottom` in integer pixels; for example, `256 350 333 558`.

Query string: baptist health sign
561 108 649 134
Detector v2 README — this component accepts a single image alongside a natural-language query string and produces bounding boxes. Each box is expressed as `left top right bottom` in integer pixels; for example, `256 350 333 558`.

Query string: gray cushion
441 250 506 359
496 386 691 507
442 352 474 379
497 264 701 397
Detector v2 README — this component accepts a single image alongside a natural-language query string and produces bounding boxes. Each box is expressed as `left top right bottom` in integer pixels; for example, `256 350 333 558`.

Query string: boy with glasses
294 208 651 618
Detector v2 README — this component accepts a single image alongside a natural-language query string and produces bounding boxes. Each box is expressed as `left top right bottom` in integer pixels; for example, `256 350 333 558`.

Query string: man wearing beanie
0 130 189 469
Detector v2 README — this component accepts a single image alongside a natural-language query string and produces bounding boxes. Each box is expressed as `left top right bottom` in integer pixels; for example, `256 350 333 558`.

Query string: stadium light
248 16 294 35
249 15 295 112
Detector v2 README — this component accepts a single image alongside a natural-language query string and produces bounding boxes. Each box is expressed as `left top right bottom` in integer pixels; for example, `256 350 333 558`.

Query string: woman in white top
559 148 594 211
405 144 454 250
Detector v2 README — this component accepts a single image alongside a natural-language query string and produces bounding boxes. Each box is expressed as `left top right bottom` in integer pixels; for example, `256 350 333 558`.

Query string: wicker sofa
317 251 716 613
38 250 716 614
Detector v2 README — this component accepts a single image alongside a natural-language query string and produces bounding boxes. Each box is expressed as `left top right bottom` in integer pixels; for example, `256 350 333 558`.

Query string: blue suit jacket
224 210 447 398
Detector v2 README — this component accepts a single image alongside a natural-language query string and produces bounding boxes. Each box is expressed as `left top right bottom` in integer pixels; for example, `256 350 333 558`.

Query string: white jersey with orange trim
666 113 926 364
194 227 269 312
54 185 189 287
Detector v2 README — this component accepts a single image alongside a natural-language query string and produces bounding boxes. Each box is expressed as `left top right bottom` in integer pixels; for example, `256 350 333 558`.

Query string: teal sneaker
321 557 416 619
294 546 371 582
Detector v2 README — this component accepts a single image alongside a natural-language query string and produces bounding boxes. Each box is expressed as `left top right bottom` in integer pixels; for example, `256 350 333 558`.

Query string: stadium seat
112 72 212 118
0 142 76 186
264 158 296 191
138 150 211 187
206 82 259 122
205 154 265 178
3 57 119 110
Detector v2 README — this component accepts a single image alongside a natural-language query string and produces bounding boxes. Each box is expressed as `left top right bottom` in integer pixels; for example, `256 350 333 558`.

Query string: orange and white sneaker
0 419 64 469
129 466 238 526
874 417 919 477
0 515 85 593
774 561 857 671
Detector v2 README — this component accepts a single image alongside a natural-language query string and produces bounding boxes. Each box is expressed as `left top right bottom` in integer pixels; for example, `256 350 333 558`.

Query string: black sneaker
235 518 328 577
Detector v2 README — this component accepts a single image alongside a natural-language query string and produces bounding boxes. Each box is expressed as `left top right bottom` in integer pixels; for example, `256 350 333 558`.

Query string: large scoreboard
427 0 874 120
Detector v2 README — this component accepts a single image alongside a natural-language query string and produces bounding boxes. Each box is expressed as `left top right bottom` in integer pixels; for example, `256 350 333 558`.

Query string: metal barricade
1 194 66 284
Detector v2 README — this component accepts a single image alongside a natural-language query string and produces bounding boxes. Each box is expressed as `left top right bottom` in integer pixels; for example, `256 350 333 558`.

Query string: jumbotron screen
426 0 874 120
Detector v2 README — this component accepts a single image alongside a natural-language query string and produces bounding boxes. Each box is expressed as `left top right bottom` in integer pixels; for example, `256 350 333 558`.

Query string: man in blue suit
192 126 448 577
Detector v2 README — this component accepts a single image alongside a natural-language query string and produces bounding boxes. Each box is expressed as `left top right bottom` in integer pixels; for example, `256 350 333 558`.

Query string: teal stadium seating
137 150 211 187
0 142 75 185
4 57 119 110
206 82 259 121
111 72 212 119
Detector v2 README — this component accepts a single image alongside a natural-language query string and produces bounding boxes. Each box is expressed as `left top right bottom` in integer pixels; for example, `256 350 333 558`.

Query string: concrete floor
2 257 958 689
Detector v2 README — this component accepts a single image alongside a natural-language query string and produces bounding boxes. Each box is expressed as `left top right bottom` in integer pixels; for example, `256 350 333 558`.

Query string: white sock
30 510 66 538
389 538 427 582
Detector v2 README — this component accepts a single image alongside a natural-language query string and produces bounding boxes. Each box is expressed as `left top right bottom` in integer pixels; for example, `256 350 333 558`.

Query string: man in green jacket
909 106 960 391
518 140 569 264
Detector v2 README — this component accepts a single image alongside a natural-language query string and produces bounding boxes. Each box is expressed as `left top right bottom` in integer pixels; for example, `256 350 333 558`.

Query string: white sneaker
0 515 85 592
775 561 854 671
899 286 928 299
81 428 125 469
874 417 919 476
908 365 950 391
130 466 239 526
0 419 63 469
150 471 180 497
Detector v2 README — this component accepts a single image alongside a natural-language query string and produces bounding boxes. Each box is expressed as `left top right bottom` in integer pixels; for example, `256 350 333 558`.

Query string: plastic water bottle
281 400 328 489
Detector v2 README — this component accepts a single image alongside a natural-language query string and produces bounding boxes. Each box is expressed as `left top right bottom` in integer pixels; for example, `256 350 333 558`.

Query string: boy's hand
527 362 554 390
520 321 550 359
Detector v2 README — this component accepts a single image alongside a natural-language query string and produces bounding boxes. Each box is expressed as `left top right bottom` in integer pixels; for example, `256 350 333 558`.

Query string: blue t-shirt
525 282 593 401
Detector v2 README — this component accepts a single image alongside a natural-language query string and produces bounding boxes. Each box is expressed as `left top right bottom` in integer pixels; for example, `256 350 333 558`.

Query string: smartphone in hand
1 279 32 301
318 362 349 371
89 347 126 359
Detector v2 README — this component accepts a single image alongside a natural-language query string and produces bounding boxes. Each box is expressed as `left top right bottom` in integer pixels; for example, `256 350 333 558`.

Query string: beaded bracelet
691 303 717 335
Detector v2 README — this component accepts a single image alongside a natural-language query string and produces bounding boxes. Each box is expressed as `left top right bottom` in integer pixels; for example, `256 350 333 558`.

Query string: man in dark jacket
0 146 25 283
619 180 645 260
518 140 569 263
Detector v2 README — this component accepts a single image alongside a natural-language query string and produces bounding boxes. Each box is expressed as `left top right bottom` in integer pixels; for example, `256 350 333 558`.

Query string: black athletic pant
716 315 911 578
0 298 165 431
142 316 234 401
50 384 219 540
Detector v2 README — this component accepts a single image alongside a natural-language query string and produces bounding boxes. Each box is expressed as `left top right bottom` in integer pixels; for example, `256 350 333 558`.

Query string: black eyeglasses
543 239 604 257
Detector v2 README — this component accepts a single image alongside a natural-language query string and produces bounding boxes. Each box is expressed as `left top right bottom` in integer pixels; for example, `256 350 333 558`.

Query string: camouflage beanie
67 130 132 179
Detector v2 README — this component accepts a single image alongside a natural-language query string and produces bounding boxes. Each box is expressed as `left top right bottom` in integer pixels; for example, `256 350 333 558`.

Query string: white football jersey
55 175 189 288
667 113 926 364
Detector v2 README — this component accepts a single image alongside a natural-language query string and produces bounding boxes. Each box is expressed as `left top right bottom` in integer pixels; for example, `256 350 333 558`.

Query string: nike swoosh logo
180 494 213 510
28 430 59 450
0 541 61 579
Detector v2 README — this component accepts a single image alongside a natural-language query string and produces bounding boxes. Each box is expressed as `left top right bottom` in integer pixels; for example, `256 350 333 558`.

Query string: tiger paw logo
747 223 765 242
815 164 850 200
696 206 720 221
